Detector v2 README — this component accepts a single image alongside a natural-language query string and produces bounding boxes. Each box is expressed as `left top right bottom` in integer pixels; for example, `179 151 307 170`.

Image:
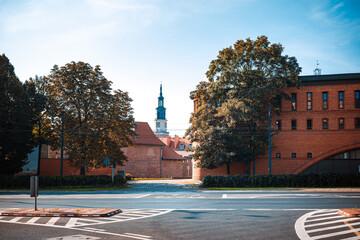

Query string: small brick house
191 73 360 180
39 121 188 178
159 135 193 178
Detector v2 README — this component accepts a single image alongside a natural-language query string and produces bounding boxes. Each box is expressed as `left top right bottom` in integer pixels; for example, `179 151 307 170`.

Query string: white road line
9 217 22 222
120 213 153 217
83 227 106 232
222 194 227 198
307 212 339 218
295 210 316 240
342 236 360 240
65 218 78 227
305 217 359 228
307 222 356 233
46 217 60 225
124 233 152 239
135 194 151 198
306 215 345 222
27 217 40 224
312 227 360 239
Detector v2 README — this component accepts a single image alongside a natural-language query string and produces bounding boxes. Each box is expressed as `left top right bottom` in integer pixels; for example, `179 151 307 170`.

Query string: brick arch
293 143 360 174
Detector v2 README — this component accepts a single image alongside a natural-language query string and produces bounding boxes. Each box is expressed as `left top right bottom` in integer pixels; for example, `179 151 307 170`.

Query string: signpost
104 156 114 183
30 176 38 211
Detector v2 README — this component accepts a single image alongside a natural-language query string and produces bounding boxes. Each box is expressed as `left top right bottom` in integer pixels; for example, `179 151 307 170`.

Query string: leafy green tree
25 76 57 175
0 54 44 175
46 61 135 175
186 36 301 175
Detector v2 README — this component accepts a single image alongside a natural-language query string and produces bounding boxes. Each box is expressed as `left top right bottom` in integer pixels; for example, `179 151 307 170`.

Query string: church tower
155 84 169 136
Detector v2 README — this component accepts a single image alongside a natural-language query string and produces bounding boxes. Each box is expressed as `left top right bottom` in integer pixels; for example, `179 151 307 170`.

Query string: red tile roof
134 122 165 146
162 146 186 160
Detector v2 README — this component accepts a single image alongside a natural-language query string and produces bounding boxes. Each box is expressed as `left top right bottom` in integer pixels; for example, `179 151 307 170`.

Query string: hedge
201 174 360 188
0 175 126 189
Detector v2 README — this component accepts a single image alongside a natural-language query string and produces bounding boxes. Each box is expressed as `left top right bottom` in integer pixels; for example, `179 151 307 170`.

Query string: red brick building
39 121 189 178
192 73 360 181
159 135 193 178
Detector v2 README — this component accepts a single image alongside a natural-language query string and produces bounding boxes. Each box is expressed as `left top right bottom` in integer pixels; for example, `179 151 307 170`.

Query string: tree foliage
45 61 135 175
0 54 44 175
186 36 302 175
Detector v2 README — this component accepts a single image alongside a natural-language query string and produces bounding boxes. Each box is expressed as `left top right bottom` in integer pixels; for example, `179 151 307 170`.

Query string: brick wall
192 77 360 181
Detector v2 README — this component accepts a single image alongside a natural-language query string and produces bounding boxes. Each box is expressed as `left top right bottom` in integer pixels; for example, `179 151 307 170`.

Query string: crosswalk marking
0 209 172 229
65 217 78 227
312 228 360 239
307 212 339 219
306 215 345 222
307 222 353 233
305 217 359 228
124 233 152 239
342 236 360 240
46 217 60 225
27 217 40 224
296 209 360 240
9 217 22 222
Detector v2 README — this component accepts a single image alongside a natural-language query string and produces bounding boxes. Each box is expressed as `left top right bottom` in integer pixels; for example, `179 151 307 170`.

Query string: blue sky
1 0 359 136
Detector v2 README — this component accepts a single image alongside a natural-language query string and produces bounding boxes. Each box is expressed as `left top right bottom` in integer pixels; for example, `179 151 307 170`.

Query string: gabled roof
134 121 165 146
162 146 186 160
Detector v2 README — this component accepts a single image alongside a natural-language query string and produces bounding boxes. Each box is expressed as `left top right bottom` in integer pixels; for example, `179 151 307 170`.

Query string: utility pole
268 104 272 175
60 112 64 176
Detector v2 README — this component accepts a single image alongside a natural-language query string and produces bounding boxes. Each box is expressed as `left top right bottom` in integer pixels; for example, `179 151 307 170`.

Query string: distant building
190 73 360 180
37 121 190 178
159 135 193 178
155 84 169 137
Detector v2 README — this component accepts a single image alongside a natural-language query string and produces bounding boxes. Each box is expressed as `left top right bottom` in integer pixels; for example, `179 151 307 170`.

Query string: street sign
104 156 110 166
104 157 115 183
187 166 190 170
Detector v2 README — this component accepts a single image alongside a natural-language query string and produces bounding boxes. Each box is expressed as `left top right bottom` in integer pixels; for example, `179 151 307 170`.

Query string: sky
1 0 360 136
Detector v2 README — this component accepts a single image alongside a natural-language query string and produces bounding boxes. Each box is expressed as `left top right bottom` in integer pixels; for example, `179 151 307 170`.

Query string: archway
302 148 360 174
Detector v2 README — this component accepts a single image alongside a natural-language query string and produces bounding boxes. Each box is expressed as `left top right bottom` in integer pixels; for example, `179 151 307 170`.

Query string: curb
1 208 122 218
338 209 360 218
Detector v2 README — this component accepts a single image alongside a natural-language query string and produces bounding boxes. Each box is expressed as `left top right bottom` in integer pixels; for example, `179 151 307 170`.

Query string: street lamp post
268 104 272 175
60 112 64 176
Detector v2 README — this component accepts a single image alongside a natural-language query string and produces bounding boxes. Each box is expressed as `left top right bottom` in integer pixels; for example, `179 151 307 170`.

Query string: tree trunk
226 162 231 176
252 153 256 176
246 160 251 175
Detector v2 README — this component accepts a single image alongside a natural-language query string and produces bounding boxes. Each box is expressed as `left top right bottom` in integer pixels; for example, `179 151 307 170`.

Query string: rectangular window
339 118 344 129
291 120 297 130
356 90 360 109
307 92 312 110
323 92 328 110
291 93 297 111
291 153 296 158
323 118 328 129
307 119 312 130
307 153 312 158
276 120 281 130
356 118 360 129
276 153 281 158
339 91 344 109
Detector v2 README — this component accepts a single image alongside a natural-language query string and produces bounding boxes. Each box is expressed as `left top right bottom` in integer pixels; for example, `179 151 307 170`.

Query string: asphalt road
1 181 360 240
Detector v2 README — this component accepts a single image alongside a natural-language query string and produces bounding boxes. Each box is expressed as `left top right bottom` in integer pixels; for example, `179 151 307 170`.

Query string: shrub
125 173 133 181
200 174 360 188
0 174 127 189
